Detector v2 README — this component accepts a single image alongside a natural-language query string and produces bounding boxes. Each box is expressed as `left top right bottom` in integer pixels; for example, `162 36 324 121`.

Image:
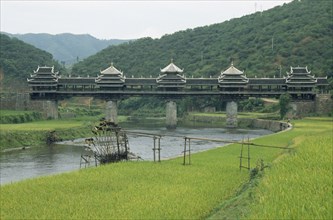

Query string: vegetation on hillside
4 33 130 65
72 0 332 78
1 118 331 219
0 34 65 91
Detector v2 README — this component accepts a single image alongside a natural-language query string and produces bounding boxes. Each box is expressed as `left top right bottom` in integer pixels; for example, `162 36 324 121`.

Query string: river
0 125 272 185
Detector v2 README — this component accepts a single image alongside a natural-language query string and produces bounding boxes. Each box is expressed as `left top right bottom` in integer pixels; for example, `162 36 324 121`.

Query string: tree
279 93 291 119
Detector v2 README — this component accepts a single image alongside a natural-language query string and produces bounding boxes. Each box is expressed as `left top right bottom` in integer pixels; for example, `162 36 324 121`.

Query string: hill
72 0 332 78
3 33 130 66
0 34 64 91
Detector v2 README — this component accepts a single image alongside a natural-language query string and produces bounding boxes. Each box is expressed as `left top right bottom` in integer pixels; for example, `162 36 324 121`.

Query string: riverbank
1 113 286 151
182 112 288 132
1 127 271 184
0 113 287 152
0 120 92 151
1 117 331 219
0 116 130 151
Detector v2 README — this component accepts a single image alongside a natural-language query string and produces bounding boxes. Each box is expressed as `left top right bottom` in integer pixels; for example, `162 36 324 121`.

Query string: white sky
1 0 291 40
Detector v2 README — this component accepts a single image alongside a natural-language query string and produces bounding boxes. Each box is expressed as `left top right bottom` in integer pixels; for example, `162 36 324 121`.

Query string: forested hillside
72 0 332 78
4 33 130 66
0 34 64 91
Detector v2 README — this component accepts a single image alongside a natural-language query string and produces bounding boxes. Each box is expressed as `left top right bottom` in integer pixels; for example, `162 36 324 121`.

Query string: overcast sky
1 0 291 40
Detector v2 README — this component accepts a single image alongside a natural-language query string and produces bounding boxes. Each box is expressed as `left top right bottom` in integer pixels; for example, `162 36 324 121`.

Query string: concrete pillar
46 100 58 119
166 101 177 129
315 94 333 115
226 101 237 128
106 100 118 124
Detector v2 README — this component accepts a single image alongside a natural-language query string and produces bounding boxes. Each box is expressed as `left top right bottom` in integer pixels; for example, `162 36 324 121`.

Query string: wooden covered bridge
27 61 329 128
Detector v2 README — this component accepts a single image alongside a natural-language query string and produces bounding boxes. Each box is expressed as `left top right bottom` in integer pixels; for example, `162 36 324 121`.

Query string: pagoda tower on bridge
286 66 316 91
27 66 59 91
156 59 186 91
95 62 125 89
218 62 249 91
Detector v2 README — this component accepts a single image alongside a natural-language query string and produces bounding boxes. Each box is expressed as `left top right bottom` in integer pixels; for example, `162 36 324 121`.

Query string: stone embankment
183 114 289 132
240 118 289 132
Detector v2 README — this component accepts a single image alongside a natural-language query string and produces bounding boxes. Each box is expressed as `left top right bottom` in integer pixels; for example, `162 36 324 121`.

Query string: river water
0 124 272 185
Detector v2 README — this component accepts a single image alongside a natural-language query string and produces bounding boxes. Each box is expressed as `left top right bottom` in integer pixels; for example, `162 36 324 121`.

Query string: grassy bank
245 118 332 219
0 110 42 124
1 117 331 219
0 116 128 151
209 117 332 219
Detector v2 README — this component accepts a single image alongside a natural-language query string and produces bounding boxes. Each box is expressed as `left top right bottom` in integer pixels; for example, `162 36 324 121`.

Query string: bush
0 111 42 124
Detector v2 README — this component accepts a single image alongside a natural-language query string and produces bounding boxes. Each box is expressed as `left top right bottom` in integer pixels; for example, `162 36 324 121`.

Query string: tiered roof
95 63 125 87
218 62 248 87
27 66 59 86
160 60 184 73
157 60 186 89
286 66 316 87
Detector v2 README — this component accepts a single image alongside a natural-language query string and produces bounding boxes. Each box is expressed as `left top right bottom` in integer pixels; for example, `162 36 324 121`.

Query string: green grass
0 115 128 150
0 119 84 130
245 121 332 219
209 117 333 219
0 118 91 150
0 115 129 131
0 110 42 124
0 110 35 116
0 117 331 219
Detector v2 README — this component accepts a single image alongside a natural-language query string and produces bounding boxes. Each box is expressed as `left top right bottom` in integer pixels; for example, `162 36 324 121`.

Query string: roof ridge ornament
160 60 183 73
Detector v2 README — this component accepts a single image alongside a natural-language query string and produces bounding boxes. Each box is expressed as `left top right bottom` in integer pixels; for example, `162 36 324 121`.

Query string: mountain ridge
3 32 131 65
71 0 332 78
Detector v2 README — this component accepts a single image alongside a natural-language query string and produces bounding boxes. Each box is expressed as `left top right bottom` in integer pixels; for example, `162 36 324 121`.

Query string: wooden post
158 137 161 162
116 130 120 159
240 139 244 171
188 138 191 165
153 136 156 162
183 137 187 165
247 137 250 170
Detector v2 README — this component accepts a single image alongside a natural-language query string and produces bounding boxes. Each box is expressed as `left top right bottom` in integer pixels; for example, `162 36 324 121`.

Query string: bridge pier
166 101 177 129
105 100 118 124
45 100 59 119
226 101 238 128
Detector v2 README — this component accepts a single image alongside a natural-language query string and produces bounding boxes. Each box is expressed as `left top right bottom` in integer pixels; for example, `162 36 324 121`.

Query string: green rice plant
203 118 332 219
1 118 331 219
246 129 332 219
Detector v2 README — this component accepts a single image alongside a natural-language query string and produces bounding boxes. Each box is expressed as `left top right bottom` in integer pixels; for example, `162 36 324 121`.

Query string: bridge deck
28 77 328 100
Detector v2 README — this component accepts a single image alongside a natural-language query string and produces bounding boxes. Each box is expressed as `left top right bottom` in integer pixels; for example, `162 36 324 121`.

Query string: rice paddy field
0 117 332 219
245 117 332 219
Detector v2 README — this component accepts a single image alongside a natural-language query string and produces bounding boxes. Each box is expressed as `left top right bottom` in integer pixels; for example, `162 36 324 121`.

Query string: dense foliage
279 93 292 119
4 33 130 65
0 34 64 91
72 0 332 78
